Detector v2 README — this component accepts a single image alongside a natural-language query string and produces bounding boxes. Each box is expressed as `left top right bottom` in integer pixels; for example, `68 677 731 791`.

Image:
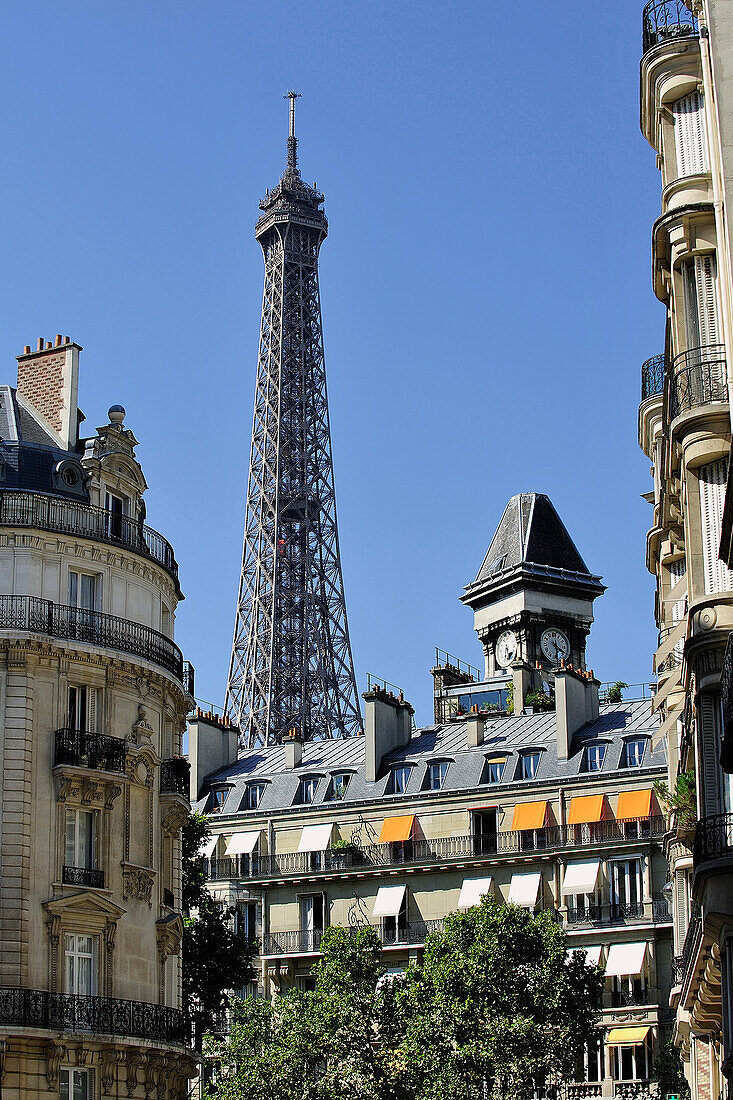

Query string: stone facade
638 1 733 1096
0 339 197 1098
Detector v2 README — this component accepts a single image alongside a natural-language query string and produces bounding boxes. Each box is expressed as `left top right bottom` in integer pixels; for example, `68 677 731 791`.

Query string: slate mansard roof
0 385 88 501
465 493 605 601
195 698 664 818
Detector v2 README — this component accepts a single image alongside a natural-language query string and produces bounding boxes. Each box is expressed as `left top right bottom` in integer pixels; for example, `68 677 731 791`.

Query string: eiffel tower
224 93 362 748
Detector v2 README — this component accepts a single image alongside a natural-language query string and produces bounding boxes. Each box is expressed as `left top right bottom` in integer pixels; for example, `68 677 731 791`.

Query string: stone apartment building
192 493 673 1098
638 1 733 1098
0 337 197 1098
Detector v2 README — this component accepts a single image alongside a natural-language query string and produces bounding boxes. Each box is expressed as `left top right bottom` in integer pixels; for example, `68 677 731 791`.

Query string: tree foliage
182 813 257 1051
652 1039 690 1099
203 898 603 1099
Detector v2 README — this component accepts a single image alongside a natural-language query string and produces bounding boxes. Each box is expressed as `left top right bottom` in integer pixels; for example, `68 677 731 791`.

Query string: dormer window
517 751 541 781
581 744 606 773
622 739 647 769
211 787 229 812
245 782 267 810
482 757 506 784
424 761 449 791
387 766 412 795
296 776 320 805
325 773 351 801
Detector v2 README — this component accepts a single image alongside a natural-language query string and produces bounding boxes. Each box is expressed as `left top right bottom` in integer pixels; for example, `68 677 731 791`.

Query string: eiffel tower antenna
224 95 362 747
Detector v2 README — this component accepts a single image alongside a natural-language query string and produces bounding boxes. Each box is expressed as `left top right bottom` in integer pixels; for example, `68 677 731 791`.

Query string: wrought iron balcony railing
611 988 649 1007
54 728 126 774
0 987 186 1044
642 0 698 54
566 905 601 925
672 954 685 986
182 661 195 698
669 343 727 420
0 595 184 682
677 901 702 989
693 812 733 867
62 866 104 889
610 902 645 921
641 354 666 402
160 758 190 799
0 491 179 589
205 816 666 883
261 919 446 956
656 624 684 674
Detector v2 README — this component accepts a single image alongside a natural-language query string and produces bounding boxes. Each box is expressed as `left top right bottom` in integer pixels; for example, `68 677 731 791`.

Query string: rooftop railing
641 354 666 402
0 491 179 589
54 728 126 773
205 816 666 883
642 0 698 54
669 343 727 420
0 987 187 1045
0 595 184 682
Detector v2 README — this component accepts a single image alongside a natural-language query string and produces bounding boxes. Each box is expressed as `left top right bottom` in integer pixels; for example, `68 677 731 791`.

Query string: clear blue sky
0 0 663 725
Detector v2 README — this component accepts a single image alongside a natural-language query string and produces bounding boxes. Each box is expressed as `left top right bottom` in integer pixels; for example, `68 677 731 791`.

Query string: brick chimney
16 337 81 450
363 685 414 783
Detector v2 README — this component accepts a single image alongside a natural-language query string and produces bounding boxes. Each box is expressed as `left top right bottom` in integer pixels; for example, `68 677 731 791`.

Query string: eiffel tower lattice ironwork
225 93 362 748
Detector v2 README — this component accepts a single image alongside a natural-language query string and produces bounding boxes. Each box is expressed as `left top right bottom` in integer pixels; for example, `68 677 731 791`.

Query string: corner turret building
193 493 673 1098
0 337 196 1098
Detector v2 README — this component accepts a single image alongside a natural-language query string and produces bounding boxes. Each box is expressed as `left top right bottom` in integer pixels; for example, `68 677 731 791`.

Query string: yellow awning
606 1026 651 1046
511 801 547 831
617 789 653 820
567 795 605 825
379 815 415 843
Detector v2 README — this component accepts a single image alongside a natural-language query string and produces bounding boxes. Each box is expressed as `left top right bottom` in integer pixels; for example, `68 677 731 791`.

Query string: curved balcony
0 987 186 1044
693 812 733 868
669 343 727 421
54 728 126 773
0 595 184 682
642 0 698 54
160 757 190 799
641 354 666 402
0 491 180 594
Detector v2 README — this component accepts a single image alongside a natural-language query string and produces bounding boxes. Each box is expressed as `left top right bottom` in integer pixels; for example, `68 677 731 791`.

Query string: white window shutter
86 689 97 733
674 870 688 951
699 459 732 594
65 809 75 867
694 254 719 346
669 558 686 662
92 935 100 996
673 91 709 177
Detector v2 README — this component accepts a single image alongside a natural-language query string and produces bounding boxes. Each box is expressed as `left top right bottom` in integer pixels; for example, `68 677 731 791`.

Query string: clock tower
462 493 605 684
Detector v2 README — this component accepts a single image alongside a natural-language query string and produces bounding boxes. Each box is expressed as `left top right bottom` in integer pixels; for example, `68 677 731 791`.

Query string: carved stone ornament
100 1048 124 1096
45 1042 67 1087
156 912 184 958
126 1050 146 1096
122 864 156 905
162 803 188 837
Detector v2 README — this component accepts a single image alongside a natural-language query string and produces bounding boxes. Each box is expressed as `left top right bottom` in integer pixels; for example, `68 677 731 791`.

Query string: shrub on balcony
654 771 696 832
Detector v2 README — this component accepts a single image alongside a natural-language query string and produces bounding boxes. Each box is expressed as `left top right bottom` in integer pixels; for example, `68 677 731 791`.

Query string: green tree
652 1039 690 1099
182 813 257 1051
401 899 604 1100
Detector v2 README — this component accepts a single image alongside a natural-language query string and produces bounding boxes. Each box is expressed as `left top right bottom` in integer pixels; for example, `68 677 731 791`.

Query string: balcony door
610 858 642 918
68 686 97 734
472 809 497 855
65 809 97 876
300 895 324 952
104 491 129 542
64 933 99 996
683 254 719 353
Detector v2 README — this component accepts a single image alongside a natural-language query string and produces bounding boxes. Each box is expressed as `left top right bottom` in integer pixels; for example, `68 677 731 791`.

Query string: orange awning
617 789 653 820
511 801 547 831
379 815 415 843
567 795 605 825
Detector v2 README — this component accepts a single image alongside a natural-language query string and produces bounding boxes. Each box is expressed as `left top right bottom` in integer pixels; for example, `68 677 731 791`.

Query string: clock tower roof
462 493 605 609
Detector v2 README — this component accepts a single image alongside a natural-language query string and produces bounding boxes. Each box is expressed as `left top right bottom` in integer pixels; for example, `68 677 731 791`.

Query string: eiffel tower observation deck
225 93 362 748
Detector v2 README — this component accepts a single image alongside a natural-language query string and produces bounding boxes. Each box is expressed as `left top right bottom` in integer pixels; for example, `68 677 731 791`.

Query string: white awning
297 823 333 853
567 943 603 967
507 871 542 908
561 860 601 896
457 877 493 909
372 884 406 918
200 835 218 858
225 830 261 856
604 942 648 977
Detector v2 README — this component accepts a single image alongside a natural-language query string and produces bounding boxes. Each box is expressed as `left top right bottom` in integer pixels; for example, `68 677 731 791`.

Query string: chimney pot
45 341 52 349
23 346 30 354
55 334 62 347
64 336 70 344
37 338 43 351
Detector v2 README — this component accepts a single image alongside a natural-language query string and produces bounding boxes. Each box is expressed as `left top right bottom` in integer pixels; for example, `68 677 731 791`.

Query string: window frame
424 760 450 791
581 743 606 773
64 931 100 997
387 765 413 795
246 782 267 810
622 739 647 769
325 772 352 802
65 807 97 872
517 751 541 781
60 1067 94 1100
296 775 321 805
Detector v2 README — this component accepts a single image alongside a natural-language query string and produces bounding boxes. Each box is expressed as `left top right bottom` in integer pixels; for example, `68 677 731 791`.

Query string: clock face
540 627 570 663
495 629 518 668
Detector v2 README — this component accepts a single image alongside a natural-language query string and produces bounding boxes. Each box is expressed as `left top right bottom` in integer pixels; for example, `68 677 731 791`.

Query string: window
297 975 317 992
300 895 324 950
387 766 412 794
472 809 498 855
683 254 719 351
699 458 733 594
67 686 98 733
296 776 319 805
382 891 408 945
583 1036 604 1083
60 1069 93 1100
424 761 449 791
610 858 643 918
68 571 101 612
64 933 99 996
581 744 606 773
211 787 229 812
236 901 258 940
245 783 266 809
517 751 540 780
325 773 351 801
622 740 647 768
104 490 130 541
611 974 647 1007
567 891 600 923
65 809 96 871
613 1042 649 1082
483 757 506 783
